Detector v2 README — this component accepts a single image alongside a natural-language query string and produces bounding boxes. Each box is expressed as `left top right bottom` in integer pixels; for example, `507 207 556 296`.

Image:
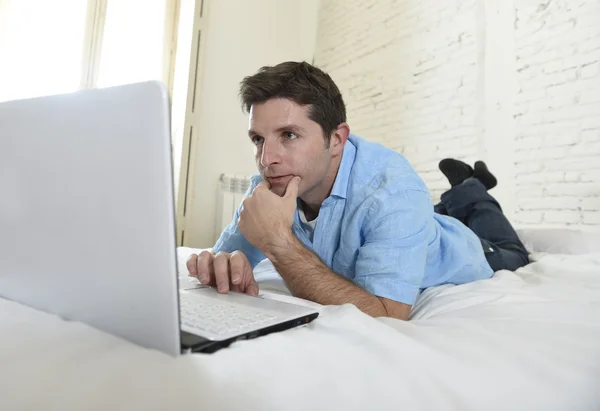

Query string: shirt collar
329 135 357 200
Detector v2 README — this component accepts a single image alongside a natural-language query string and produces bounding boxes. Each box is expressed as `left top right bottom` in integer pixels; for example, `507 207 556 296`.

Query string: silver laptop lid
0 82 181 356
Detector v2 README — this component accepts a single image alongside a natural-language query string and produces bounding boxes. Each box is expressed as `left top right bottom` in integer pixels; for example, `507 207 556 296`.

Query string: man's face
248 98 332 198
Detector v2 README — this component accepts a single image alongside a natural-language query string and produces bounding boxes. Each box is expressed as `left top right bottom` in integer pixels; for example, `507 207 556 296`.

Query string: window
0 0 176 103
0 0 88 101
97 0 169 88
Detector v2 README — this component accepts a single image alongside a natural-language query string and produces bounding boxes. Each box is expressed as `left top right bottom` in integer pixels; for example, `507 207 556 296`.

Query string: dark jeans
435 178 529 272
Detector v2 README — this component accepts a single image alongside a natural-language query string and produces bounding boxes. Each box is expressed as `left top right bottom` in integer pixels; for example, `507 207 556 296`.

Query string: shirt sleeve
352 188 433 306
212 176 266 269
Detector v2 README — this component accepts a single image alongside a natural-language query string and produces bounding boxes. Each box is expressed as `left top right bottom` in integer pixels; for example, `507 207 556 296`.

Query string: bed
1 228 599 410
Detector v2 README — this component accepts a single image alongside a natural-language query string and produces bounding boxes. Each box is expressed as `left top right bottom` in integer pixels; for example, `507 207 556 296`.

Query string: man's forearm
264 234 388 317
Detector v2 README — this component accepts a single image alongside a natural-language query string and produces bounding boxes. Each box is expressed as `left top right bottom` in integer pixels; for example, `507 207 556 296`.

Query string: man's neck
299 199 319 222
299 155 343 221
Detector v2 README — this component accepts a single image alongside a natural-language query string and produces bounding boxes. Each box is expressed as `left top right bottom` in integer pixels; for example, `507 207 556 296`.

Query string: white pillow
516 228 600 255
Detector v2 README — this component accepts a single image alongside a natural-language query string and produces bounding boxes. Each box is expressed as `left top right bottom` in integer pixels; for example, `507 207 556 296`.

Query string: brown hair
239 61 346 145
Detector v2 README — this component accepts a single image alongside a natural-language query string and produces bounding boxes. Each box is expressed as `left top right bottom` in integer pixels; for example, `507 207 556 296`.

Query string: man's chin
269 185 286 197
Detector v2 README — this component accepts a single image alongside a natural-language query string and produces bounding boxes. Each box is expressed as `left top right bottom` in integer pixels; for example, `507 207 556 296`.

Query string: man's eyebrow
248 125 307 137
274 124 307 134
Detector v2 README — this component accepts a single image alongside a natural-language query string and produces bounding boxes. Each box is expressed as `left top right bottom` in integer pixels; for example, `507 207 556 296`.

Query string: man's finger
186 254 198 276
284 176 301 200
239 256 258 296
229 251 245 285
246 277 260 296
196 251 213 284
230 283 243 293
213 253 231 294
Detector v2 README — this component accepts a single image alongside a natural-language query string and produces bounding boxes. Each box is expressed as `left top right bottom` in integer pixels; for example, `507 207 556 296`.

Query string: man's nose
260 140 282 167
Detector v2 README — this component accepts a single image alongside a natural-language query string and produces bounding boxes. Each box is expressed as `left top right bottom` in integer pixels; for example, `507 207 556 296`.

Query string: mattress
1 229 599 411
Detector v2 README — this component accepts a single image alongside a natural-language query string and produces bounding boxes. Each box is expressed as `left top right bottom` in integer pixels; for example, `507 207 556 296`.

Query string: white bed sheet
2 248 600 411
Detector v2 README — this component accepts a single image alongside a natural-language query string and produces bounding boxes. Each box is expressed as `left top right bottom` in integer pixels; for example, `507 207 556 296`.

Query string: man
186 61 528 321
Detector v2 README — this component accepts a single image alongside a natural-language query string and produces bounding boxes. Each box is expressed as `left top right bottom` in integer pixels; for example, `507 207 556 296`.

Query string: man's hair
239 61 346 144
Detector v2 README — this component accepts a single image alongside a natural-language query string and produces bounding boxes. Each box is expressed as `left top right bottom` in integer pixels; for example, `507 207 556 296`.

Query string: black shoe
473 161 497 190
439 159 474 187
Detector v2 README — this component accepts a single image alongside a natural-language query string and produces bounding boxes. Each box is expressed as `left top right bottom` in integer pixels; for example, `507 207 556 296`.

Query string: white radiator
215 174 251 242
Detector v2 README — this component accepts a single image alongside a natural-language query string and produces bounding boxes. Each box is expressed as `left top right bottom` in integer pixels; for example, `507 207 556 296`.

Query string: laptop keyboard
179 292 281 337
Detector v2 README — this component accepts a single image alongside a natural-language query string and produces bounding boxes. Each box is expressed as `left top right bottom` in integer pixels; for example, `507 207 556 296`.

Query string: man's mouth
266 175 292 185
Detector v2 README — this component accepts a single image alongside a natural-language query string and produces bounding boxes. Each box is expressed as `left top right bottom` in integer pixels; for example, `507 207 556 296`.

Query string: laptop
0 81 318 356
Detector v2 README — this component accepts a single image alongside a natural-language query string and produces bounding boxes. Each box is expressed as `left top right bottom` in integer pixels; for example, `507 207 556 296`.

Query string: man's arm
263 233 411 320
237 177 424 321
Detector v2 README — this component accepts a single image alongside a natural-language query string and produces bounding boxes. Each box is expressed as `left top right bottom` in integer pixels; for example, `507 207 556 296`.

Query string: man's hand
238 176 301 253
186 250 258 295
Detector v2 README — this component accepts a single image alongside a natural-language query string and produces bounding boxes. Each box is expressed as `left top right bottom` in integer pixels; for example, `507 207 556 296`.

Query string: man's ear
329 122 350 156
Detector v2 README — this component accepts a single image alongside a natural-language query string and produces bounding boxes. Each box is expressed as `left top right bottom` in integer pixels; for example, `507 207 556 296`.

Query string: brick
515 171 565 184
534 147 573 160
514 211 544 224
545 171 568 182
574 78 600 98
543 134 580 148
516 173 547 184
542 67 579 88
516 87 546 103
583 212 600 225
551 156 600 171
579 36 600 54
526 98 552 113
547 94 579 111
544 211 582 224
546 182 600 197
564 172 581 182
542 58 579 74
515 112 547 127
582 129 600 143
515 186 545 198
541 104 600 124
518 121 580 140
569 142 600 156
580 170 600 182
582 116 600 129
549 196 582 210
580 61 600 78
515 162 544 174
519 196 580 210
579 90 600 105
582 198 600 211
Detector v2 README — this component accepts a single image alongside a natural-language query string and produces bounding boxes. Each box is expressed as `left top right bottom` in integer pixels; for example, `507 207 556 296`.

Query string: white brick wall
314 0 480 202
513 0 600 228
314 0 600 229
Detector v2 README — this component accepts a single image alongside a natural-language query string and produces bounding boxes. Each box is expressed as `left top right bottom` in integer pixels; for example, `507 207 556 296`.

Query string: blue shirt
213 134 494 305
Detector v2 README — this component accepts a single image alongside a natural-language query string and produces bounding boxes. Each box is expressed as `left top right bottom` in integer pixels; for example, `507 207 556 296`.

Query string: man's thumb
284 176 301 199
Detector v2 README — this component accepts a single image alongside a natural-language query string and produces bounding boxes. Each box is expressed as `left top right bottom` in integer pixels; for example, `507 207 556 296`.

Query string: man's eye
284 132 298 140
252 136 263 145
